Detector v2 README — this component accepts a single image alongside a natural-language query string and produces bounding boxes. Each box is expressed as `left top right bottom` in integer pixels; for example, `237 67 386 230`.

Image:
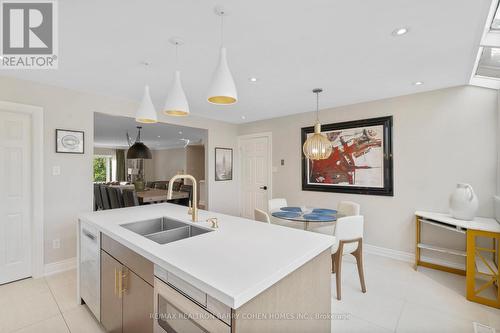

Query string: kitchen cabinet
100 235 153 333
101 251 123 333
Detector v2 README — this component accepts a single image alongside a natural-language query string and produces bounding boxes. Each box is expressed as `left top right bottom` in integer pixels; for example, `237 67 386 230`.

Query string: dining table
136 188 189 204
271 206 338 230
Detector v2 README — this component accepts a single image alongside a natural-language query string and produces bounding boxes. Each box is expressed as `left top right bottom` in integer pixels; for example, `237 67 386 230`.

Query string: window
492 4 500 30
93 155 112 182
476 47 500 78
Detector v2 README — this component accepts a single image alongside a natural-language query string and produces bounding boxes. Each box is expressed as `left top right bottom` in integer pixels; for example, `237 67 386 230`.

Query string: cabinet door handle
118 269 123 298
259 186 268 190
114 268 119 296
118 268 127 298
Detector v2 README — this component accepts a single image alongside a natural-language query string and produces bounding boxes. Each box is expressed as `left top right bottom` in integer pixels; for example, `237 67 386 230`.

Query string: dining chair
107 187 122 209
254 209 271 223
100 185 111 210
331 215 366 300
179 185 193 206
94 184 103 211
268 198 288 212
122 189 140 207
337 201 361 217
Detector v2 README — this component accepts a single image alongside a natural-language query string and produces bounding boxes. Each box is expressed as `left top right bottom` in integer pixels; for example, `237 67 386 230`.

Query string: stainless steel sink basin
121 217 212 245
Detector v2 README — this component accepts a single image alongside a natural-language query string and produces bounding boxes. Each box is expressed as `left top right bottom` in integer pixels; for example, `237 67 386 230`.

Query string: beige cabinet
100 251 123 333
100 234 154 333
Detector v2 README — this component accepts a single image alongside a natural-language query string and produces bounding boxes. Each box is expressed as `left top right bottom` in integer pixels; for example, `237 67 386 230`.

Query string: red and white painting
302 116 393 196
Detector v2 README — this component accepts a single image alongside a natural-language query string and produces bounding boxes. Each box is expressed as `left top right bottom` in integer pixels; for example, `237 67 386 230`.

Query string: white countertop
79 203 335 309
415 211 500 233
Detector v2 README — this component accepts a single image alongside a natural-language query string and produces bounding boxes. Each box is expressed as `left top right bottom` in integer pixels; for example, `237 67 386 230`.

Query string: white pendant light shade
164 70 190 116
207 47 238 105
135 85 158 123
303 122 333 160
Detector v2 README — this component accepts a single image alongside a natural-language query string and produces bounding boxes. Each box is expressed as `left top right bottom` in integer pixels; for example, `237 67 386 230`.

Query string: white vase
449 183 478 221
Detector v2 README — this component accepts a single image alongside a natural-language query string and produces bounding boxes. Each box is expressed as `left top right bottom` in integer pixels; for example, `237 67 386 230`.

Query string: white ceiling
94 112 206 149
1 0 492 123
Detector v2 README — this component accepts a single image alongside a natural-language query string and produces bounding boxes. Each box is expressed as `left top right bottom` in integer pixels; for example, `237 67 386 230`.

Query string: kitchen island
78 203 335 332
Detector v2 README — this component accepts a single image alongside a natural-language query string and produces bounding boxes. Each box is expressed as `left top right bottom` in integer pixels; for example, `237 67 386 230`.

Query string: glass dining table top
271 206 337 222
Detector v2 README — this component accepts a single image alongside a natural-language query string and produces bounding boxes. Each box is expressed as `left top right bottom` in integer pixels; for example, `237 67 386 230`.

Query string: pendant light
302 88 332 160
164 38 190 116
207 6 238 105
127 126 152 159
135 62 158 123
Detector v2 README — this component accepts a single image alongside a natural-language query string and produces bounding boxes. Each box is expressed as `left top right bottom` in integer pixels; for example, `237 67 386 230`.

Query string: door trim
237 132 272 217
0 100 44 279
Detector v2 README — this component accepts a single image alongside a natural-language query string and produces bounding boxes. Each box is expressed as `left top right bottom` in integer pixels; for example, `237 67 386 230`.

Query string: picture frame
55 129 85 154
301 116 393 196
215 147 233 181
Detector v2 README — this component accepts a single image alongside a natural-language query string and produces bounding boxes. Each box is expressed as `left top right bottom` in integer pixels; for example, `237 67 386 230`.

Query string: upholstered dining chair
331 215 366 300
122 189 140 207
337 201 361 217
94 184 103 211
99 185 111 210
254 209 271 223
107 187 123 209
268 198 288 212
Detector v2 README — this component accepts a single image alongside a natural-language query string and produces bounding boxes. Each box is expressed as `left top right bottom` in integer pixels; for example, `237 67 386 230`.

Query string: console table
415 211 500 308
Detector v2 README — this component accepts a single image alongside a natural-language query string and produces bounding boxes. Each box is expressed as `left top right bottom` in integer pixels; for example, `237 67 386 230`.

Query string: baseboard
44 257 76 276
363 243 413 263
363 243 466 270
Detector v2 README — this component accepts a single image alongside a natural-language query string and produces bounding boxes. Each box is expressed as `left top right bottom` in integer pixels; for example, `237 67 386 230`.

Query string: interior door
101 250 123 333
240 135 270 219
0 111 31 284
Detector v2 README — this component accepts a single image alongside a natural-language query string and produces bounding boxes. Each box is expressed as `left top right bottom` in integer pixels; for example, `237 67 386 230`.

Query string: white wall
239 86 498 254
0 76 239 265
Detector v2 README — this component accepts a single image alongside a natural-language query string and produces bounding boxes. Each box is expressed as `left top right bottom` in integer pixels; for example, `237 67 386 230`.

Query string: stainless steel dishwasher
79 221 100 320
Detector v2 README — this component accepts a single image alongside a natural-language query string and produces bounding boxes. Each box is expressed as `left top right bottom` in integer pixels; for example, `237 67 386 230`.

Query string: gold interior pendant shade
303 88 332 160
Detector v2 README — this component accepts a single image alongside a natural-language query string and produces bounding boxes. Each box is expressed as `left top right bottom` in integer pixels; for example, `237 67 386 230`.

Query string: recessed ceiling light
413 81 423 86
157 135 161 138
241 115 246 120
248 77 258 83
392 27 409 36
178 131 183 135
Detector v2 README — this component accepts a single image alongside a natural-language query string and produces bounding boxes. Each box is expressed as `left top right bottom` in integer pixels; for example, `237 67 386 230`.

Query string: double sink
121 217 212 245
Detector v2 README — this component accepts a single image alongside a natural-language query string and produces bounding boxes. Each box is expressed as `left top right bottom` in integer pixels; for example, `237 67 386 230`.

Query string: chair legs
334 242 344 300
353 240 367 293
332 239 367 301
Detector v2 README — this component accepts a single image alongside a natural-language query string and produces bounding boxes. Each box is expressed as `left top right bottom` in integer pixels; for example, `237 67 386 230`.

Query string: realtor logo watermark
1 0 58 69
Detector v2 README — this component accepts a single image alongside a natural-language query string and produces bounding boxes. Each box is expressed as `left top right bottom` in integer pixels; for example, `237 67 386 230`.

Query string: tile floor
0 253 498 333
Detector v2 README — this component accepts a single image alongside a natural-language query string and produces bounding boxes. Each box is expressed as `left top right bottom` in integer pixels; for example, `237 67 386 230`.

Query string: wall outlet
52 239 60 249
52 166 61 176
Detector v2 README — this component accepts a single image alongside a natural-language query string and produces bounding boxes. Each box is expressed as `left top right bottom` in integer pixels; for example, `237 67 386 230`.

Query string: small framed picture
56 129 85 154
215 147 233 181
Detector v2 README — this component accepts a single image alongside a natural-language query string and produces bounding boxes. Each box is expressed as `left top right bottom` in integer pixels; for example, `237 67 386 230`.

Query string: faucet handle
206 218 219 229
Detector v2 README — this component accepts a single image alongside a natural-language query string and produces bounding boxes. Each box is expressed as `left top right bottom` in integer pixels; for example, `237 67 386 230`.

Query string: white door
240 135 271 219
0 111 32 284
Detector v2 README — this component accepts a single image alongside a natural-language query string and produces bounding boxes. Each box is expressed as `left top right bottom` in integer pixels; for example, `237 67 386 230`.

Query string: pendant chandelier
207 6 238 105
127 126 152 159
164 38 190 116
302 88 332 160
135 63 158 124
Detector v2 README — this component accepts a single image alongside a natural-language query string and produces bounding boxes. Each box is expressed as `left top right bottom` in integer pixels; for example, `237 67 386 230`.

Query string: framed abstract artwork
301 116 393 196
215 147 233 181
56 129 85 154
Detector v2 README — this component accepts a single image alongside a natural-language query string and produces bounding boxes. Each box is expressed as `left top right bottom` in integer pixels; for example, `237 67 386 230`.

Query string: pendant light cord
220 13 224 47
316 91 320 123
174 41 180 71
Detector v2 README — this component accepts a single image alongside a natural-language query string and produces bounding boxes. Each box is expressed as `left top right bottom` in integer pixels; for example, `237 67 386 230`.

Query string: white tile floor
0 253 498 333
